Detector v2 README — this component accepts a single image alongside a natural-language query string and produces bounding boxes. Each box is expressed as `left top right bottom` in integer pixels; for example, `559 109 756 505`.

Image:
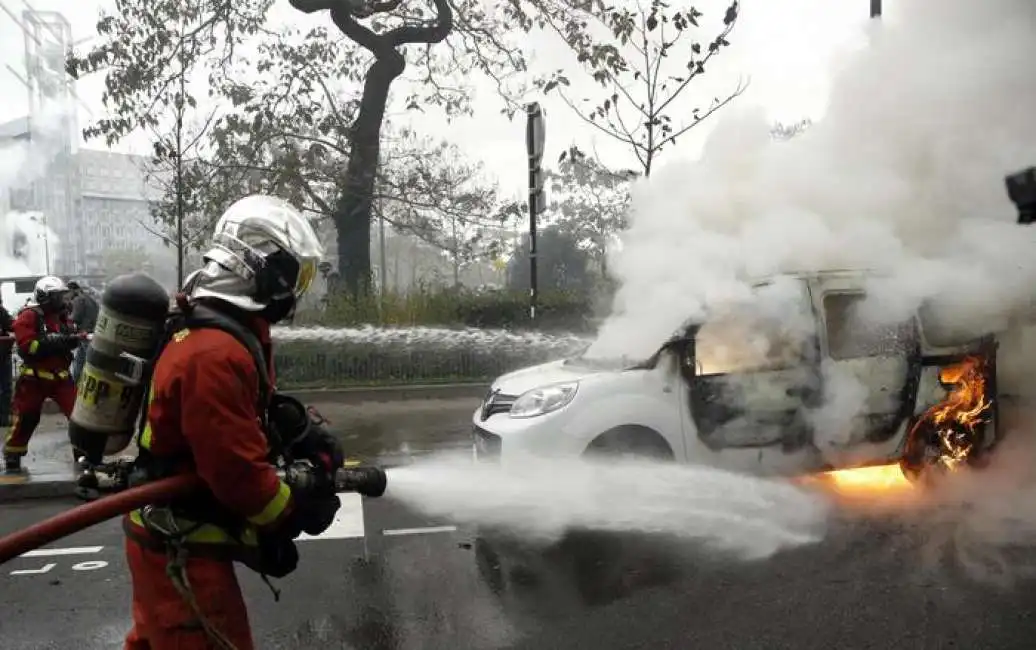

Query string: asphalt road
3 491 1036 650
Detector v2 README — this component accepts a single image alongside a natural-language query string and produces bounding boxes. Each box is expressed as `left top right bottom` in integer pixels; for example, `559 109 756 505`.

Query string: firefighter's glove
294 493 341 537
38 333 77 355
269 394 345 478
249 533 299 579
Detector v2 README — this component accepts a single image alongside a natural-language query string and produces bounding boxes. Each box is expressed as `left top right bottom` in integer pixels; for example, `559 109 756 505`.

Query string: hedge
269 288 600 388
271 328 590 388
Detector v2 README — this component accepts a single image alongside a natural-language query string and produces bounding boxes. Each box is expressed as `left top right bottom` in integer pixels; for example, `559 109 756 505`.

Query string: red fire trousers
124 537 255 650
2 370 75 456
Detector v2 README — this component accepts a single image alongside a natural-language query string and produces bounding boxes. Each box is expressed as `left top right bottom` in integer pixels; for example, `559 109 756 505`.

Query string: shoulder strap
183 304 271 408
133 303 275 454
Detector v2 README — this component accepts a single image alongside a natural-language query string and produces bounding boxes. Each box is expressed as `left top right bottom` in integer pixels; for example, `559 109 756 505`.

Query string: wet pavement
2 493 1036 649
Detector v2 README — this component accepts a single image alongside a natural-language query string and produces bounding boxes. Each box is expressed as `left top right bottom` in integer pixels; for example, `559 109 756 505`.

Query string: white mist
387 455 830 560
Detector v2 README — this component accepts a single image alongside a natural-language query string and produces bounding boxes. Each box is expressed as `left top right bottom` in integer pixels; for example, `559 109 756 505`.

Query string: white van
472 270 1002 483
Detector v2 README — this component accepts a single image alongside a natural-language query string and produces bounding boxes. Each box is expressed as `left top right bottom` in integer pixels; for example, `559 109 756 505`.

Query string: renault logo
481 389 499 421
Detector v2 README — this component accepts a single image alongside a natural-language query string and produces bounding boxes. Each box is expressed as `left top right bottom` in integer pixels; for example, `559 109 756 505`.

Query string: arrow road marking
11 563 56 575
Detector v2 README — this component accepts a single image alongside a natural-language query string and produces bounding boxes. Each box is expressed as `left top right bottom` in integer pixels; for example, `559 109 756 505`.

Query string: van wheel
584 426 674 462
899 420 992 484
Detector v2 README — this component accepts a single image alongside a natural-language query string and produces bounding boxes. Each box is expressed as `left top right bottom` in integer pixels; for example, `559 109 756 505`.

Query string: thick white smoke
0 99 67 296
590 0 1036 361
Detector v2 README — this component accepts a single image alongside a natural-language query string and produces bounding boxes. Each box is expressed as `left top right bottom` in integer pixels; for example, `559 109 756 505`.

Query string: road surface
5 396 1036 648
3 493 1036 649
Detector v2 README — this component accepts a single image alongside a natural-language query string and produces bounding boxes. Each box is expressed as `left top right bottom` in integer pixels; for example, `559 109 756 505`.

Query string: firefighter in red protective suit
123 195 341 650
2 275 81 474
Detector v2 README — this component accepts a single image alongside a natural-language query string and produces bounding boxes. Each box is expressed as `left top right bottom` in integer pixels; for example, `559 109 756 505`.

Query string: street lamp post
870 0 881 18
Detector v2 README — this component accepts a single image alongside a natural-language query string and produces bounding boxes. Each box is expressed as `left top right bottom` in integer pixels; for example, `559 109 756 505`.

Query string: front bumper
470 404 591 463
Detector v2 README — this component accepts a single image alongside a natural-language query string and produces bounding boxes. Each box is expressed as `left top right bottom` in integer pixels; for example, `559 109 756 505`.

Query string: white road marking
11 563 55 575
383 525 458 537
72 561 108 571
296 493 365 541
21 546 104 558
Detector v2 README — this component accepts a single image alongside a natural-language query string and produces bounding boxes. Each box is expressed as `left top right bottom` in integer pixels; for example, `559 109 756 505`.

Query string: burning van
473 269 1002 484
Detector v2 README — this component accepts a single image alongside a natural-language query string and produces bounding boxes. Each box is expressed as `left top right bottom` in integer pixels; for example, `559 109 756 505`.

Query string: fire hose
0 464 387 566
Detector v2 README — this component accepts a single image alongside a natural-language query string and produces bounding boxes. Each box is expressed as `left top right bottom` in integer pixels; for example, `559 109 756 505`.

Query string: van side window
824 293 914 359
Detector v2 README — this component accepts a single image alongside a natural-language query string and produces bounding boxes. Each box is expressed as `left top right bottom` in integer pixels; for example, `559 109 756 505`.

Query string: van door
686 278 821 451
809 277 921 464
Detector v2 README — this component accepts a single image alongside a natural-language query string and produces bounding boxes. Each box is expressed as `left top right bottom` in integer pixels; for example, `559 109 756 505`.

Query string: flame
801 464 915 500
916 355 992 471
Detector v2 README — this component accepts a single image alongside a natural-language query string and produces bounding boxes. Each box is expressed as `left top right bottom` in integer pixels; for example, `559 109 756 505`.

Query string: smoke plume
583 0 1036 585
590 0 1036 360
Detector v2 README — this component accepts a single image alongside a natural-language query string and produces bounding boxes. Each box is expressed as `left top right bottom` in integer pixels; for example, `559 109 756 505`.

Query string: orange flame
800 356 991 502
920 356 991 471
802 464 915 501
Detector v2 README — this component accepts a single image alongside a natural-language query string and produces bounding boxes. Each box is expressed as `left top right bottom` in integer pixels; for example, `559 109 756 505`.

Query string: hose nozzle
334 466 387 498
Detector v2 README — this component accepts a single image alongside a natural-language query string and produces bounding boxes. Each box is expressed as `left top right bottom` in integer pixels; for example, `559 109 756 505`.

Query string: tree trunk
334 50 406 295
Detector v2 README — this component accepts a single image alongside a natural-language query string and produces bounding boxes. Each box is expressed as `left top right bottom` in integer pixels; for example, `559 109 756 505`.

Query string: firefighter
66 280 99 384
2 276 80 473
123 195 342 650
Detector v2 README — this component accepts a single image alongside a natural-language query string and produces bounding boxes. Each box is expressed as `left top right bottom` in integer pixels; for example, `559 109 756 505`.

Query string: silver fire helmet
186 195 324 312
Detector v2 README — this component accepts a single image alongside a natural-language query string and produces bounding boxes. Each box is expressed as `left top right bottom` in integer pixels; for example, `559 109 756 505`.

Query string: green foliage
271 337 569 388
529 0 745 175
65 0 273 146
506 225 592 294
68 0 527 290
295 285 594 332
548 147 635 272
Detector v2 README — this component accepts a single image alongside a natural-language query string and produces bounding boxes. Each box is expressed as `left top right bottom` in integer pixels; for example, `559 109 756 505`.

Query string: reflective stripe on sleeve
247 480 292 527
138 384 156 450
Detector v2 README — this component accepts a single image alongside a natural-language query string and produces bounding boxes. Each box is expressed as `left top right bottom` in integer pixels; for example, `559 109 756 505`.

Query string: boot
3 454 22 474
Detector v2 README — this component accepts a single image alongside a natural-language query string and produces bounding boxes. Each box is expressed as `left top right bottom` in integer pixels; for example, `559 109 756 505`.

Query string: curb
0 447 469 504
40 382 490 414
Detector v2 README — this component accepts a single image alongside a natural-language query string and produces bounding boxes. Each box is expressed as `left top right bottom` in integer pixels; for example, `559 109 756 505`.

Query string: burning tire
900 354 995 484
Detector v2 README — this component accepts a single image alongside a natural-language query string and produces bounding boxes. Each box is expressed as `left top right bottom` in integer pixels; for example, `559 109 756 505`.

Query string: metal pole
870 0 881 18
526 103 545 321
174 46 185 288
378 212 386 299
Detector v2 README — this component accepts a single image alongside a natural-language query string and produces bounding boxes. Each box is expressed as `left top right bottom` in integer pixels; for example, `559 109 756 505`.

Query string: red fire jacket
13 306 76 374
127 317 295 551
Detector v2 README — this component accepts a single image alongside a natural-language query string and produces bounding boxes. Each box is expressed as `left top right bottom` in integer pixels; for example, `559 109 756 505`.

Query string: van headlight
509 382 579 419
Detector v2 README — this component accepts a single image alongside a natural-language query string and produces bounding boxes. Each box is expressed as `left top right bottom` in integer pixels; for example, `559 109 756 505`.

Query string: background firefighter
2 276 81 474
66 280 99 385
123 195 340 650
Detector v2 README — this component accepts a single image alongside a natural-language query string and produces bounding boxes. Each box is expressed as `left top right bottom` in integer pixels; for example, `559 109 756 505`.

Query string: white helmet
186 195 324 321
33 275 68 310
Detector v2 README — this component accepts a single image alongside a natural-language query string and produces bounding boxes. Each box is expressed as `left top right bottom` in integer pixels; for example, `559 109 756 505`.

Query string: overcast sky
0 0 872 199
